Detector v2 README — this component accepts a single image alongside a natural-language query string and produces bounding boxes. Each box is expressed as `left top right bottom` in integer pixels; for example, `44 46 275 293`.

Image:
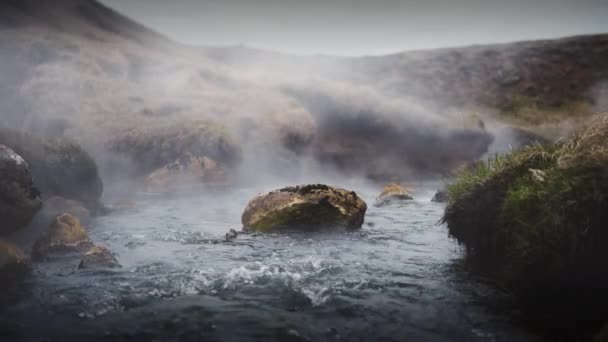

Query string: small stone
225 229 238 241
78 245 120 269
431 189 449 203
374 183 413 207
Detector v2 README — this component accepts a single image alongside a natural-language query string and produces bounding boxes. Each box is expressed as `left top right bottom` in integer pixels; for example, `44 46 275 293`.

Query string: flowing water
0 182 539 341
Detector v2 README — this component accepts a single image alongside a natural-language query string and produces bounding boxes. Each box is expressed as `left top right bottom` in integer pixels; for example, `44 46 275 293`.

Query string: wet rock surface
431 189 449 203
0 128 103 209
242 184 367 232
0 144 42 235
224 229 238 241
374 183 413 207
78 245 120 269
32 213 92 260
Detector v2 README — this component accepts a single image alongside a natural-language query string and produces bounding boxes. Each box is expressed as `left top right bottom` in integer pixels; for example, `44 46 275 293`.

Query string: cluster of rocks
0 130 119 289
111 120 241 193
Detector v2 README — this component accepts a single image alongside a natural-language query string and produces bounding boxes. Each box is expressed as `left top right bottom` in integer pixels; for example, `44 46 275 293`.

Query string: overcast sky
100 0 608 56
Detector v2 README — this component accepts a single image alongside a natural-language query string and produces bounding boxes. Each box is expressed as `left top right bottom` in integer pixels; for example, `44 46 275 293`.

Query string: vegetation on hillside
443 115 608 337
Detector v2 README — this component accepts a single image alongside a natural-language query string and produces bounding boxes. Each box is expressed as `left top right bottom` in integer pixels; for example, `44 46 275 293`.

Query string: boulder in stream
0 144 42 235
242 184 367 232
78 245 120 269
0 128 103 209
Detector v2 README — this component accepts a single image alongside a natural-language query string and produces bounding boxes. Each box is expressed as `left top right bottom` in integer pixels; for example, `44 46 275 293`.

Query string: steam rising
3 0 604 199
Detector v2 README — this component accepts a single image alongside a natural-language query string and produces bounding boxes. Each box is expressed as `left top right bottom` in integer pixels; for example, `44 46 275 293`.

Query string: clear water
0 183 539 341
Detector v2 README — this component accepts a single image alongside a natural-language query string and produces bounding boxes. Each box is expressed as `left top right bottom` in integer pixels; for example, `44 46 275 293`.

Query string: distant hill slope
0 0 606 183
348 35 608 125
202 35 608 127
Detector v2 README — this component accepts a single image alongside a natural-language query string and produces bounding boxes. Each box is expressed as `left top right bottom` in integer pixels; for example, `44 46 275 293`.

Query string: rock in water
0 240 31 286
431 189 449 203
32 213 91 260
225 229 239 241
374 183 413 207
242 184 367 232
0 144 42 235
78 245 120 269
0 128 103 209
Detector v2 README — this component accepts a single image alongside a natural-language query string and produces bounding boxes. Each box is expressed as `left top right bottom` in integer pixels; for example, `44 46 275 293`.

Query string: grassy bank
443 115 608 338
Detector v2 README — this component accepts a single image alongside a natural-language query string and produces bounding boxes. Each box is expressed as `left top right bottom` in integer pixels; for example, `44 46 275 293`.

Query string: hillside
0 0 606 188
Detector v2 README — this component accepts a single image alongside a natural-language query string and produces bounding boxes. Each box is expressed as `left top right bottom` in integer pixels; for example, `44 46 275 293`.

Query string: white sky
100 0 608 56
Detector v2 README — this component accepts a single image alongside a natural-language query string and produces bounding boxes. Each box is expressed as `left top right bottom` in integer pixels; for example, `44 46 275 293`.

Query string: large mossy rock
0 239 31 287
0 144 42 235
242 184 367 232
0 128 103 209
442 116 608 338
32 213 91 260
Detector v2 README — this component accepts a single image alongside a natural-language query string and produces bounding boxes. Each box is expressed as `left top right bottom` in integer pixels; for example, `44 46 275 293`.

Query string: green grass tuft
442 116 608 338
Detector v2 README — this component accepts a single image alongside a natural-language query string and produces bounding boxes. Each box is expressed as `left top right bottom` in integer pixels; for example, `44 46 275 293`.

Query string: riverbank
443 115 608 339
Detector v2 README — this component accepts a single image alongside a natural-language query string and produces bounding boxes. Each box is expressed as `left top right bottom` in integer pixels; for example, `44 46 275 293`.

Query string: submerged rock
32 213 91 260
431 189 449 203
0 239 31 286
242 184 367 232
374 183 413 207
78 245 120 269
0 128 103 209
0 144 42 235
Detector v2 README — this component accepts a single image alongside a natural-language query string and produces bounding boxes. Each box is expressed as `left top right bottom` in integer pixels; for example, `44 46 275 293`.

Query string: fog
1 0 605 203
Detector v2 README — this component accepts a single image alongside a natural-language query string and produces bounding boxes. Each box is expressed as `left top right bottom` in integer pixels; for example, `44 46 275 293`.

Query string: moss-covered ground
443 116 608 338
